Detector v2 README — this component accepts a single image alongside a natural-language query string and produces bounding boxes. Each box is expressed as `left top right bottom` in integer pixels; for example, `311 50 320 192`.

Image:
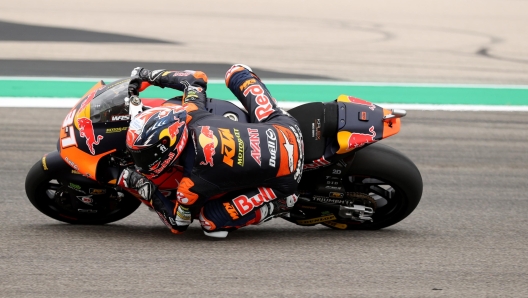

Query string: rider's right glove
131 67 166 86
118 167 157 201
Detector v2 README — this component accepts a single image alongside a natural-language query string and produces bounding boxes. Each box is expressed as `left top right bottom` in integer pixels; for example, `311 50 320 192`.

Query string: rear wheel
25 159 141 225
322 143 423 230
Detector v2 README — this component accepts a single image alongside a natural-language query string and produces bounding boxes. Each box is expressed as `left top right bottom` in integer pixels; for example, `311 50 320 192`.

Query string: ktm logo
218 128 235 167
223 202 240 220
239 78 257 91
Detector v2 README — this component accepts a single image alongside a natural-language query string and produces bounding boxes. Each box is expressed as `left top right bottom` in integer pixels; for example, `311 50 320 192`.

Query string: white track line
1 97 528 111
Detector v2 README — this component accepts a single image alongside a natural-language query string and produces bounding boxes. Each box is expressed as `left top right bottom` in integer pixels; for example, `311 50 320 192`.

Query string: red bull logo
77 117 103 155
198 126 218 167
168 119 185 141
232 187 277 216
347 126 376 150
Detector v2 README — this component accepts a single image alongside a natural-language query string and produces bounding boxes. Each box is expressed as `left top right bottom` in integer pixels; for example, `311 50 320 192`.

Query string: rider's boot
254 194 298 225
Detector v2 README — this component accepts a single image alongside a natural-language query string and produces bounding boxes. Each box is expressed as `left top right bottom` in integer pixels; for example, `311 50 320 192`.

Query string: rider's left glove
118 167 191 235
131 67 166 85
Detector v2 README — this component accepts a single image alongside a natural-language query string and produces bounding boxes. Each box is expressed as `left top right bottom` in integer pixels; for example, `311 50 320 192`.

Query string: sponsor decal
69 183 81 190
347 126 376 150
303 156 331 170
248 128 261 166
329 192 344 198
312 118 321 140
168 118 185 140
77 209 97 213
346 96 376 111
290 125 304 182
324 221 348 229
313 196 354 206
176 128 188 154
198 126 218 167
223 202 240 220
106 127 129 134
279 130 295 173
218 128 235 167
233 187 277 216
151 152 175 176
89 188 106 195
41 156 49 171
239 78 257 91
233 128 244 166
274 125 302 180
296 215 337 225
266 129 277 167
111 115 131 121
173 71 192 77
243 85 274 121
325 185 341 190
64 156 79 171
61 109 78 149
77 117 103 155
76 195 93 206
68 182 85 194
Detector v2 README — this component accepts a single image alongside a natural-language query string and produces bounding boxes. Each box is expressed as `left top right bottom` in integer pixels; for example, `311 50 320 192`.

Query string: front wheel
323 143 423 230
25 157 141 225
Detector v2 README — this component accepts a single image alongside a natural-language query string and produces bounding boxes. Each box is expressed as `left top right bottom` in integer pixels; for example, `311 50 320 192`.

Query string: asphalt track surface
1 107 527 297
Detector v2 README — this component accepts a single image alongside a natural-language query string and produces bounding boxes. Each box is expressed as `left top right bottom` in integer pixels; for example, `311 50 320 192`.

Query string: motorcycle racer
118 65 304 238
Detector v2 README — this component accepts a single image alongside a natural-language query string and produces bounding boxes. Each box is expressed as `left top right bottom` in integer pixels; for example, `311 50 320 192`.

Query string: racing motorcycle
25 78 423 231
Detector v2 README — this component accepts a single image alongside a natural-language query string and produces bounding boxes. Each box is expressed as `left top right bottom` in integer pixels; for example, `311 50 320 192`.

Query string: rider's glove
118 167 157 201
150 197 192 234
131 67 166 85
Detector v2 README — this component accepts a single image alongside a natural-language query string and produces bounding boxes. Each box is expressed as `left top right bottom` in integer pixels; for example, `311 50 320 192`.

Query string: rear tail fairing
335 95 401 154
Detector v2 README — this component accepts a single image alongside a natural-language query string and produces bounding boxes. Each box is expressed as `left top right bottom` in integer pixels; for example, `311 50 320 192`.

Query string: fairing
335 95 401 154
59 79 136 180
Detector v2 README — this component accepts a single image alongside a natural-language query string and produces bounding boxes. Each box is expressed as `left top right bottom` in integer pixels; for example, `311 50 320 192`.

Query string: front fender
40 151 103 187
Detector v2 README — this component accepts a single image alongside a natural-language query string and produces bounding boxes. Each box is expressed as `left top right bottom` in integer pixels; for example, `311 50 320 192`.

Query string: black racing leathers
141 66 304 232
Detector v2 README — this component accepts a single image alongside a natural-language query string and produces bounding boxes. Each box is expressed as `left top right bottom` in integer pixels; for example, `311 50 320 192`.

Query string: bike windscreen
89 78 132 123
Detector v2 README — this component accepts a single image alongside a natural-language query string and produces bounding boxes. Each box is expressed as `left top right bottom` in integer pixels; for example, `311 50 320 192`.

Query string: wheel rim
340 175 407 225
36 178 131 221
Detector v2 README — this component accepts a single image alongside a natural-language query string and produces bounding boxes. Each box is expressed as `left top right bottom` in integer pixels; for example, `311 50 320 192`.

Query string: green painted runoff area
1 79 527 105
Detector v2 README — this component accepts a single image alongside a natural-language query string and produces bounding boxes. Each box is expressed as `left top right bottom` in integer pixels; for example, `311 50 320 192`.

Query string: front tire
25 158 141 225
323 143 423 230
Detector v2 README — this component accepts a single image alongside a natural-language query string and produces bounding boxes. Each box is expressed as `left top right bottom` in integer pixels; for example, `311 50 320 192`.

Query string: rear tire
25 158 141 225
322 143 423 230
